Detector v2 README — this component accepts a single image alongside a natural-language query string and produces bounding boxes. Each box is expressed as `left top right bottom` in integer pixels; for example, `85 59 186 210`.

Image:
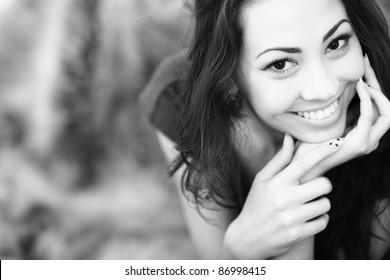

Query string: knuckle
365 145 375 154
284 228 299 244
384 98 390 110
275 197 288 212
385 109 390 119
318 177 332 192
352 141 370 155
317 215 329 232
369 142 379 153
278 212 293 227
254 172 264 182
321 217 329 230
321 197 331 212
361 143 370 154
367 110 375 120
253 175 266 186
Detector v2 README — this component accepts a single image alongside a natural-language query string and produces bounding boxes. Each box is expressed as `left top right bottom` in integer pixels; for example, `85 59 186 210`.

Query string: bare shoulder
156 131 239 259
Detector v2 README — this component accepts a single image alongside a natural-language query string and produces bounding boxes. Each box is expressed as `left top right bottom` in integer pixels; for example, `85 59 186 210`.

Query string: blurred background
0 0 195 260
0 0 389 260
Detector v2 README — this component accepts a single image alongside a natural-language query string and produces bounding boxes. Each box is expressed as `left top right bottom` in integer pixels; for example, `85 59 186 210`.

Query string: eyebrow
322 19 350 42
256 19 351 59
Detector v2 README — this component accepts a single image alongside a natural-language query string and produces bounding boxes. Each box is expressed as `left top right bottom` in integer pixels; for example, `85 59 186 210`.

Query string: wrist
222 222 270 260
271 237 314 260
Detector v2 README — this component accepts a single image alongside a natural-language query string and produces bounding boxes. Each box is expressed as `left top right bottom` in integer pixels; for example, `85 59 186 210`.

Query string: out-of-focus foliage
0 0 195 259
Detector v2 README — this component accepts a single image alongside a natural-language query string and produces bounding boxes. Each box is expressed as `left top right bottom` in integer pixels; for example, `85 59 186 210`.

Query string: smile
296 99 339 120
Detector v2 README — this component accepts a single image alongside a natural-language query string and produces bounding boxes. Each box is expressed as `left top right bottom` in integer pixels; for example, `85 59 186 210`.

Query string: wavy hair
173 0 390 259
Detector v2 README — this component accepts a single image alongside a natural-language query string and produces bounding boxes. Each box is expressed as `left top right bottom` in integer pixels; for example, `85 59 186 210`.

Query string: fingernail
359 77 371 88
328 138 344 149
358 77 368 88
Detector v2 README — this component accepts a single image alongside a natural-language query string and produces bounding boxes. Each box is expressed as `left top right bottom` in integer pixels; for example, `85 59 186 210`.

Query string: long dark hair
173 0 390 259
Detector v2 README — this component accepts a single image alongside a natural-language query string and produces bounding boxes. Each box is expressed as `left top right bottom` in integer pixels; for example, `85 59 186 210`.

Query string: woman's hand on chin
223 134 341 259
295 55 390 184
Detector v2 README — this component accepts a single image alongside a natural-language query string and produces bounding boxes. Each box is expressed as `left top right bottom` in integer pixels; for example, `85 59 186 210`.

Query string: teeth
316 110 325 120
324 108 331 118
297 99 338 120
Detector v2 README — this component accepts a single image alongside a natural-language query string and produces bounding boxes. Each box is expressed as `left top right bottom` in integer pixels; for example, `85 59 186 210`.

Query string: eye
325 33 352 55
328 40 341 50
265 58 298 75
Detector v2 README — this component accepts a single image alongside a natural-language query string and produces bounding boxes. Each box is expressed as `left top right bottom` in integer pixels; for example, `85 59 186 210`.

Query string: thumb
256 134 295 181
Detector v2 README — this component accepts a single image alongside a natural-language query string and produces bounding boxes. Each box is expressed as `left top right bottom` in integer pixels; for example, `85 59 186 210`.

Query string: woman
147 0 390 259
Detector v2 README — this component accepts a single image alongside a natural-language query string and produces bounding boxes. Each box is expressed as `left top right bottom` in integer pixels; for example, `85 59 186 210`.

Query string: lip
286 86 352 126
288 99 340 125
293 96 340 113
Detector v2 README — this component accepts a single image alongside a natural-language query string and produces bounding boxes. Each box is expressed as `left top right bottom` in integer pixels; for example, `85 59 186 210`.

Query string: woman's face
239 0 365 143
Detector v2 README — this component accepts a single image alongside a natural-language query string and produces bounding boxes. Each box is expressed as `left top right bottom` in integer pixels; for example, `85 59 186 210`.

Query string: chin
294 127 345 143
292 121 347 143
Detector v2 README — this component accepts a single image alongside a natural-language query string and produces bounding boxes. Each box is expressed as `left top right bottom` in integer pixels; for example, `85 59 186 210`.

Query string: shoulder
156 131 239 259
139 49 190 142
139 49 189 104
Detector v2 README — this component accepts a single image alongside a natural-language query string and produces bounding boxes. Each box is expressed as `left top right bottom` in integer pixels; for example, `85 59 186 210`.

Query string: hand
224 134 342 259
297 54 390 183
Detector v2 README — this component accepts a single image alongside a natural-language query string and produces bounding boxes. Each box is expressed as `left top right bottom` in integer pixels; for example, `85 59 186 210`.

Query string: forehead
241 0 349 54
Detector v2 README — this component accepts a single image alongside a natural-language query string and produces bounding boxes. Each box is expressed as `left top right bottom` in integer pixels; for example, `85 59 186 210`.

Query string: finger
354 78 374 136
364 54 381 90
289 197 331 225
292 141 320 161
290 177 332 204
367 87 390 142
280 138 343 182
256 134 294 181
298 214 329 240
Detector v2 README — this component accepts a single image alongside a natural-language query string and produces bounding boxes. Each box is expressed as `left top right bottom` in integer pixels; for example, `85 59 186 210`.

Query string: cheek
249 86 294 117
336 46 365 80
246 79 295 115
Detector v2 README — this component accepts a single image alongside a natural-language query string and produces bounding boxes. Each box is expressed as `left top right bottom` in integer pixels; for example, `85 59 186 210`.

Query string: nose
300 61 339 101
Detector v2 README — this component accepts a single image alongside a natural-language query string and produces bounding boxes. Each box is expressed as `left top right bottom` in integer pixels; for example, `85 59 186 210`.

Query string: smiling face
239 0 365 143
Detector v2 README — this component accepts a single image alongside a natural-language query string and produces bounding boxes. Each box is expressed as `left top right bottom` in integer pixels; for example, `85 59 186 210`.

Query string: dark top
139 50 189 143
